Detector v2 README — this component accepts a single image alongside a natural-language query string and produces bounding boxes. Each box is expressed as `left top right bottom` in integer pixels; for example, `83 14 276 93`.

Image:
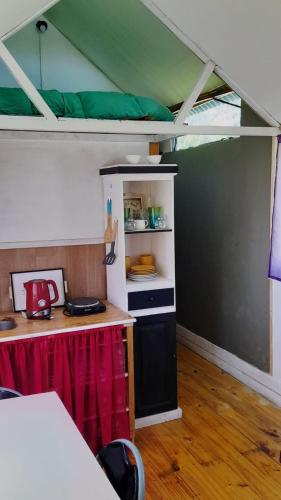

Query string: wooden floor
135 344 281 499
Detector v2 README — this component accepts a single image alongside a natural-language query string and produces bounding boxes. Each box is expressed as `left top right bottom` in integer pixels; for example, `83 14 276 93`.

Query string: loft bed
0 38 278 140
0 88 175 122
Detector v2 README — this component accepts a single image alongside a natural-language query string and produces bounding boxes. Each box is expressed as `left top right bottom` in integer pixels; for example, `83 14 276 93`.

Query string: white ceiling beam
0 41 56 120
0 115 278 137
140 0 209 62
0 130 157 143
141 1 280 128
0 0 60 41
175 60 215 125
156 126 280 141
215 66 279 127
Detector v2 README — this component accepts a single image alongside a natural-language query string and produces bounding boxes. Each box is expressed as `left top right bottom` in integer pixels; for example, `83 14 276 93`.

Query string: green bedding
0 88 174 121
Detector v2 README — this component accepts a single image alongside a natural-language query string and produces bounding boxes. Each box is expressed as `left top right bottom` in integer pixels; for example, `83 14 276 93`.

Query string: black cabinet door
134 312 177 418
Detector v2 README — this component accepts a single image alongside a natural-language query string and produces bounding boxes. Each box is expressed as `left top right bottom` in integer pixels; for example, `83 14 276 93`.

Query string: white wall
0 17 119 93
0 135 148 247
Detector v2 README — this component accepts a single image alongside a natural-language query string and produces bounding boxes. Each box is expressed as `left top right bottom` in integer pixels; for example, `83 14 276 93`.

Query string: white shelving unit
100 163 182 429
100 164 177 316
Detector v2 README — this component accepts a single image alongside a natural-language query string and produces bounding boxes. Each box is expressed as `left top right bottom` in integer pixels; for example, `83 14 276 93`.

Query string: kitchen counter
0 301 136 437
0 300 135 342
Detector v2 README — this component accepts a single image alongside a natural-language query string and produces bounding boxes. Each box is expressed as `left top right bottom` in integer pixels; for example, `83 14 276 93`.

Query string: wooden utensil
103 219 118 265
125 256 132 275
104 198 113 243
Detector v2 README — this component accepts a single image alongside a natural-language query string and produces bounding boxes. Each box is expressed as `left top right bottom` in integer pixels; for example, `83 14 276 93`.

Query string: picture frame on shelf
123 193 143 218
10 268 66 312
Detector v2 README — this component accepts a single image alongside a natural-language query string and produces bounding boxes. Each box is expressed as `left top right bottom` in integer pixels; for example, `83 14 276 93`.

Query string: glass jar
126 218 136 231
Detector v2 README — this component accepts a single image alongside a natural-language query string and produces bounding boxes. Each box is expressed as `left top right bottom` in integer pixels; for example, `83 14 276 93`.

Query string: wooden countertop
0 301 135 342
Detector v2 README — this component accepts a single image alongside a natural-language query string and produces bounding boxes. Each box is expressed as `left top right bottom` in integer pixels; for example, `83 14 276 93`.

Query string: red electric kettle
24 279 59 319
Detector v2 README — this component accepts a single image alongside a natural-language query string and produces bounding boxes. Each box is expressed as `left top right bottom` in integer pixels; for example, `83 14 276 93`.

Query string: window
176 92 241 151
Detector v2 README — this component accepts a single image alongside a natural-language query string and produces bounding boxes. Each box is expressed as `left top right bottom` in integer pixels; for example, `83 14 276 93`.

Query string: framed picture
123 193 143 218
10 268 66 312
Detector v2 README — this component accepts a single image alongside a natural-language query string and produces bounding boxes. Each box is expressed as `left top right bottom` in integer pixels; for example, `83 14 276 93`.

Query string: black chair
97 439 145 500
0 387 22 400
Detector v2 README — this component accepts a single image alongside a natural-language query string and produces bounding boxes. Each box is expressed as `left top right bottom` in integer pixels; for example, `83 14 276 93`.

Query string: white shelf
125 228 172 234
103 164 177 168
126 276 174 292
102 169 177 312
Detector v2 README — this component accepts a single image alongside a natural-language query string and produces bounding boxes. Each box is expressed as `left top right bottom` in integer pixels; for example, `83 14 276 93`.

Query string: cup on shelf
124 207 131 226
148 206 161 229
155 216 167 229
126 155 141 164
126 218 136 231
134 219 149 230
138 254 154 265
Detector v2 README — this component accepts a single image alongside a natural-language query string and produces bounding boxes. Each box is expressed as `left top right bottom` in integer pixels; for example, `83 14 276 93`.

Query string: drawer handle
148 296 155 302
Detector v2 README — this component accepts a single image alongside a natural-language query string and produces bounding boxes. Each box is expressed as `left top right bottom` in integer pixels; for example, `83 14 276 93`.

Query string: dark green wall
163 135 272 371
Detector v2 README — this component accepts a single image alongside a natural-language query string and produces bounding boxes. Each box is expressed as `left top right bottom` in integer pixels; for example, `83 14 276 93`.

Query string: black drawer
128 288 174 311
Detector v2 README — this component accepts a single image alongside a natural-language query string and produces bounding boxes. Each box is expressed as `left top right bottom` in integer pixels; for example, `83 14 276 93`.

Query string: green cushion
77 91 143 120
0 87 33 116
31 89 65 116
135 95 174 121
63 92 85 118
0 87 174 121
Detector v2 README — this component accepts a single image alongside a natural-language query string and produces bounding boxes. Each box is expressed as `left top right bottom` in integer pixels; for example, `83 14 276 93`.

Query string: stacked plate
128 272 158 281
127 264 158 281
128 273 158 281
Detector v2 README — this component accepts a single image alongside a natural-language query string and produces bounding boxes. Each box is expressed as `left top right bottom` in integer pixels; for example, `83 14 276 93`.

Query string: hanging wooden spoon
104 198 113 243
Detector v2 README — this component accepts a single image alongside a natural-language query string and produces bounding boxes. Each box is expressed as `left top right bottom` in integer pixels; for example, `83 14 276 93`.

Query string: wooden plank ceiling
46 0 223 107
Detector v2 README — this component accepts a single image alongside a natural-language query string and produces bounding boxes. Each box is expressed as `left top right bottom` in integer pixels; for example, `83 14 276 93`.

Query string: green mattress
0 88 174 121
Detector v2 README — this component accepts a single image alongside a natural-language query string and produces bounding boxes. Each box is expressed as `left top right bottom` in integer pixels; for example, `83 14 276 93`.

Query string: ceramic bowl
147 155 162 164
126 155 141 164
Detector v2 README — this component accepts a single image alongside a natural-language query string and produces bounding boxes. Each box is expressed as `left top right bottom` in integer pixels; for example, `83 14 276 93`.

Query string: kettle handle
47 280 59 305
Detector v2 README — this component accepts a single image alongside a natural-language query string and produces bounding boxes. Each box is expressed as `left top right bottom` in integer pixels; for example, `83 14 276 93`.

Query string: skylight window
176 92 241 151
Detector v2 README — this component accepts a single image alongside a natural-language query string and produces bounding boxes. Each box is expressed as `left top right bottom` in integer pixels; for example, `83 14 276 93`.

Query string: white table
0 392 119 500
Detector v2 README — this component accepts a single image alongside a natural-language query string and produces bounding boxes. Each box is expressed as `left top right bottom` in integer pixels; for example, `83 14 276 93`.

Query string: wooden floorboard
135 344 281 499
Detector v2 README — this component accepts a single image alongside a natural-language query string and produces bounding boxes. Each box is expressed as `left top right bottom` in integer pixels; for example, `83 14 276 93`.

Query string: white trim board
0 237 104 250
0 116 278 137
0 319 136 343
177 323 281 407
135 407 182 429
130 306 176 317
0 130 156 143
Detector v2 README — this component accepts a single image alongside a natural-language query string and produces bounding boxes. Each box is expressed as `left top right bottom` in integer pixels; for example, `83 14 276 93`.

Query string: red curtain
0 326 130 452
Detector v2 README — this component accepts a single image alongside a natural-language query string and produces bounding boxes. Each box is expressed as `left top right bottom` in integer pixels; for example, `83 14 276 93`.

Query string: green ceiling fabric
46 0 222 106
